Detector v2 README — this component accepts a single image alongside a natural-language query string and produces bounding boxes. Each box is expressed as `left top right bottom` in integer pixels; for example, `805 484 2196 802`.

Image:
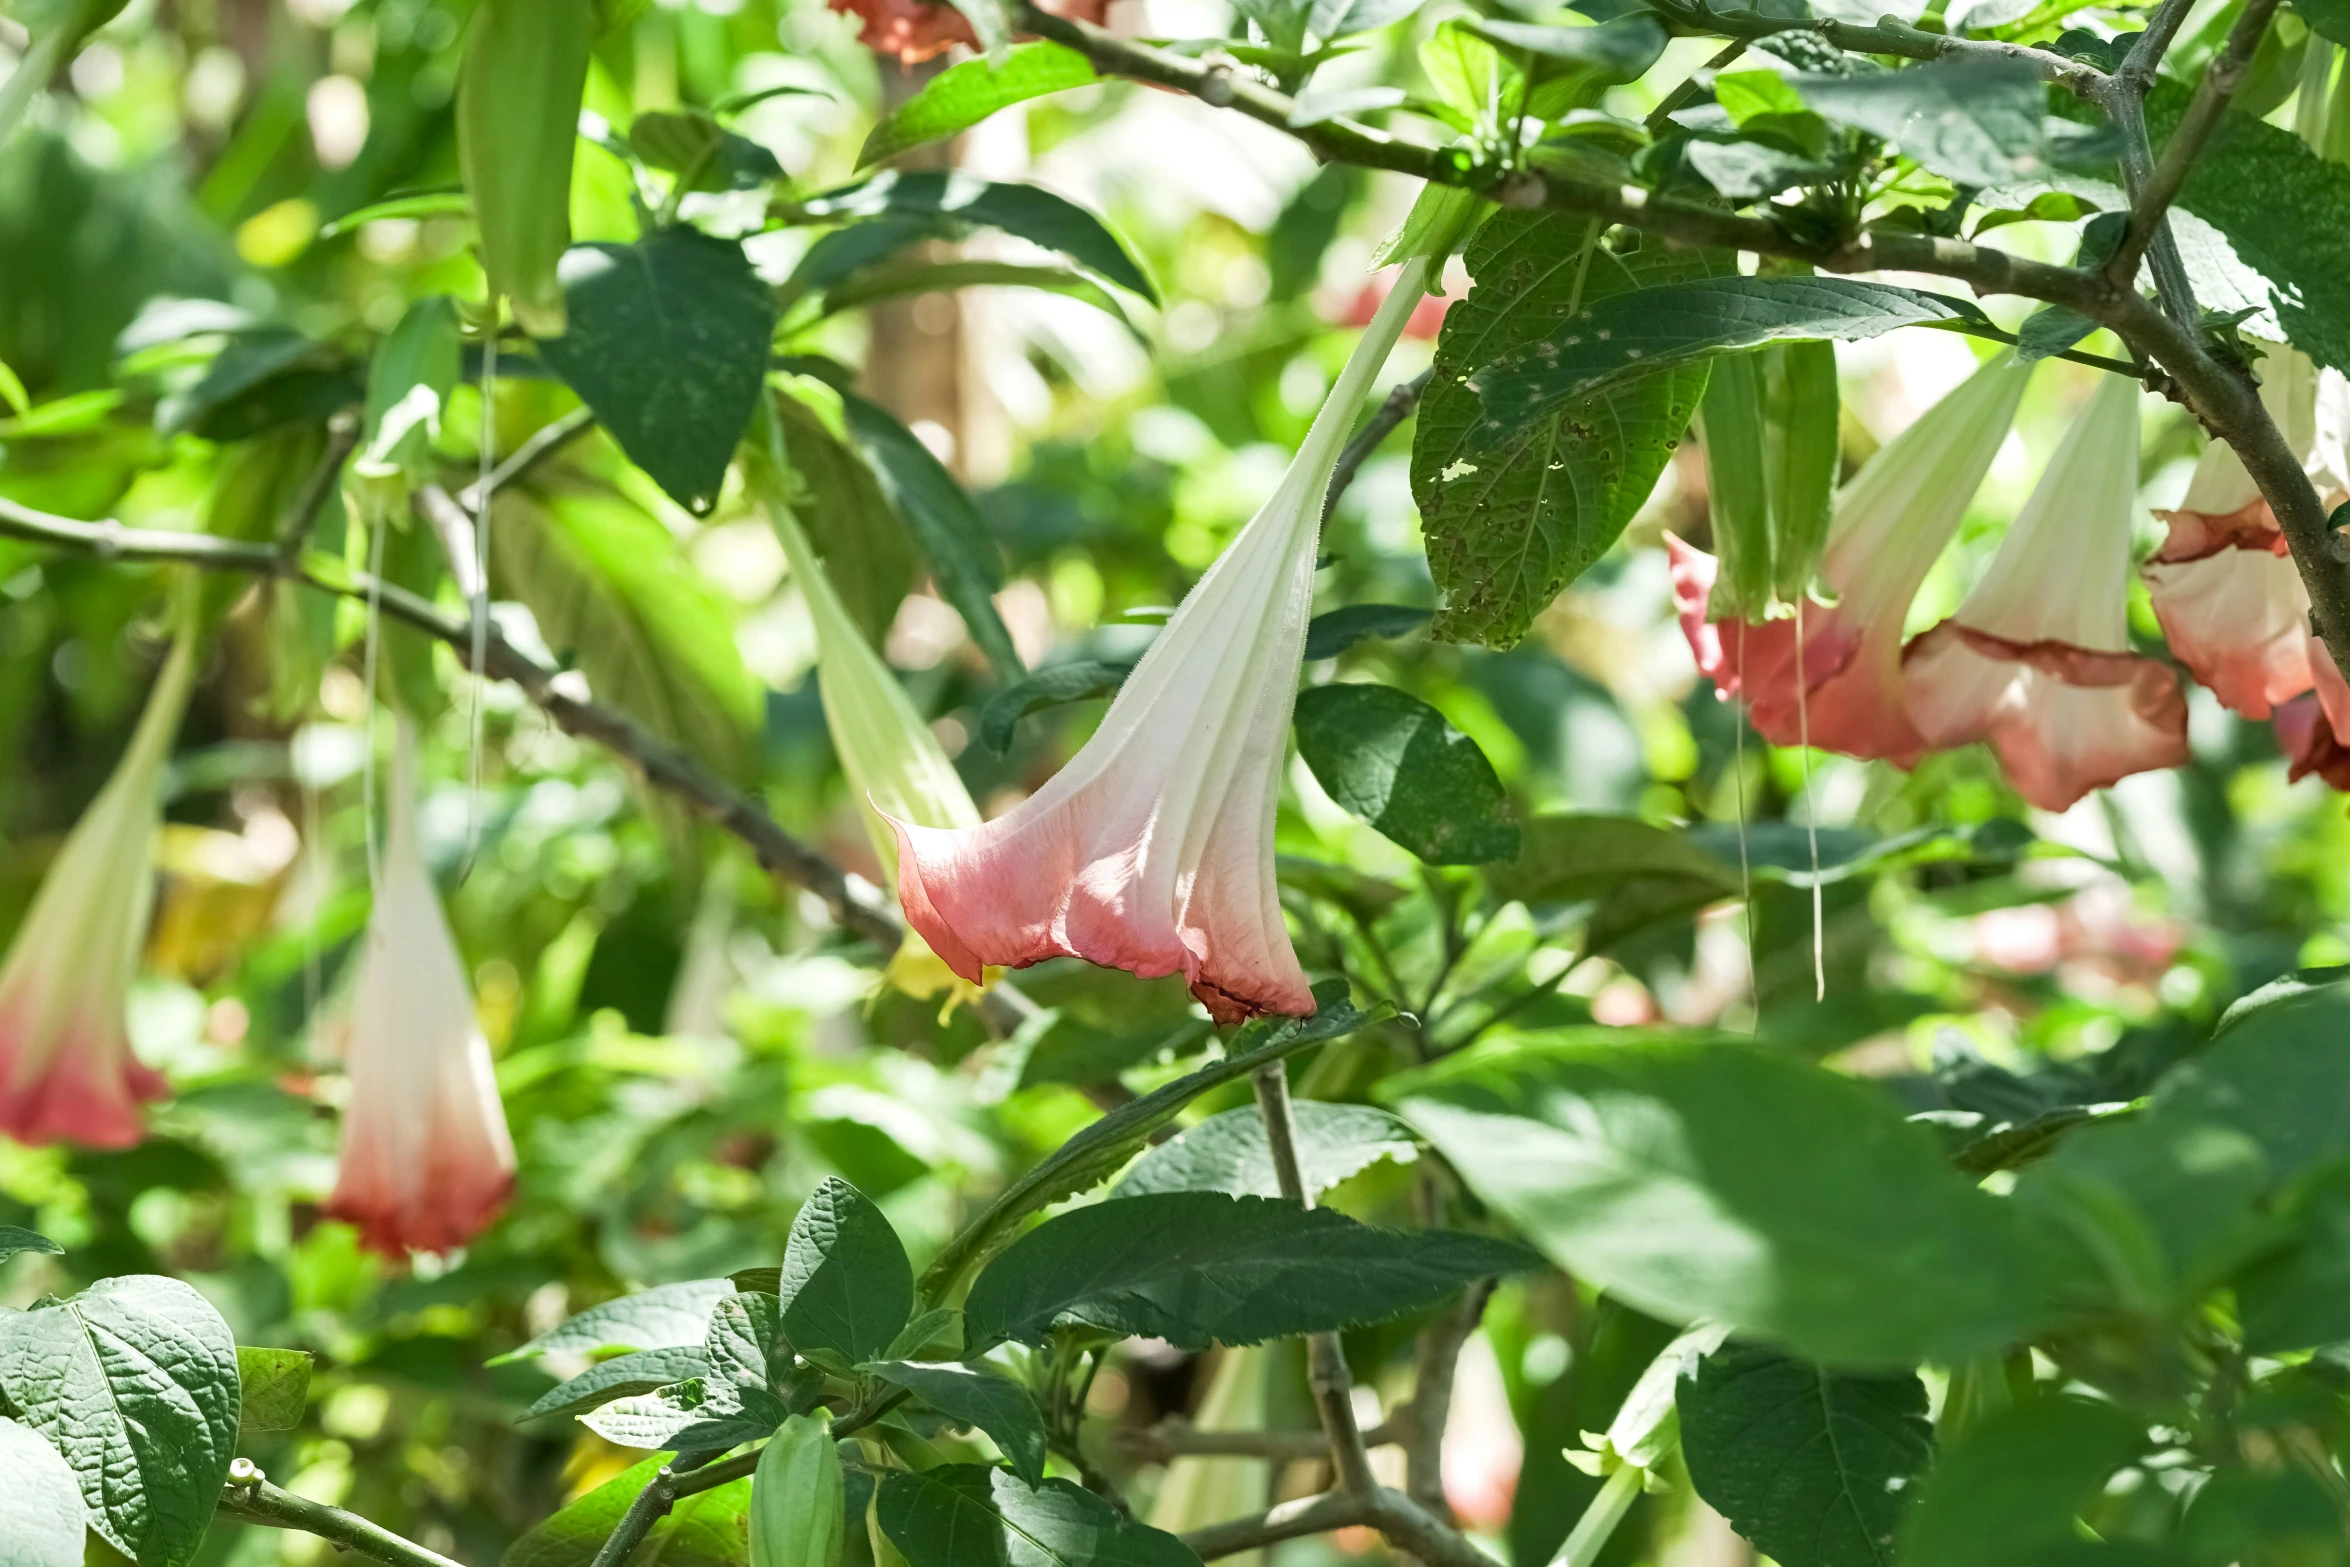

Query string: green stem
220 1477 470 1567
1553 1463 1645 1567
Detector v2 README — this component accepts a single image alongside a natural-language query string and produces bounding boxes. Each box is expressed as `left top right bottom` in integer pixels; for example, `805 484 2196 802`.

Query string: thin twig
1645 40 1746 136
1118 1417 1402 1464
2109 0 2279 299
1648 0 2108 98
276 407 363 562
1182 1487 1496 1566
0 492 903 949
587 1452 719 1567
1250 1062 1379 1497
1402 1279 1496 1521
1322 368 1433 530
459 405 597 514
221 1472 469 1567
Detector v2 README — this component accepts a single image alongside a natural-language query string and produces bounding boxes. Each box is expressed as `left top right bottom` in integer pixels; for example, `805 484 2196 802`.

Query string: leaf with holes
1678 1341 1933 1567
1294 683 1518 864
0 1276 240 1567
536 230 777 514
1413 216 1722 647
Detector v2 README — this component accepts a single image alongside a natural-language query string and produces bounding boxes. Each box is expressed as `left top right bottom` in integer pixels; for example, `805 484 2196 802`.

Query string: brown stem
1322 368 1432 531
1182 1488 1497 1567
1402 1279 1497 1521
1118 1416 1402 1464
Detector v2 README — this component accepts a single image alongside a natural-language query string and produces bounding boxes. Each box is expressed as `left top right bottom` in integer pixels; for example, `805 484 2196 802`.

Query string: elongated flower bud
0 627 196 1146
458 0 591 338
889 255 1435 1022
751 1413 845 1567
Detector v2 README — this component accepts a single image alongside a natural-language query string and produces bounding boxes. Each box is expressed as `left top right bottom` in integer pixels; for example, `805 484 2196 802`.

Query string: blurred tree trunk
860 60 973 480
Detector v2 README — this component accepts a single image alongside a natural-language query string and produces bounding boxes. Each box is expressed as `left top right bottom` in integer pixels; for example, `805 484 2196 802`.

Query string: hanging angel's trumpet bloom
2141 346 2350 717
890 255 1437 1022
1672 352 2034 765
1904 374 2189 811
749 435 983 999
0 631 196 1147
325 718 514 1255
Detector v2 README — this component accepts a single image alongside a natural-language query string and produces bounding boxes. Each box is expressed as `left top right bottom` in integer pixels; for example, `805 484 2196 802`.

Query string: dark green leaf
1113 1102 1417 1200
963 1191 1536 1351
867 1362 1050 1485
838 391 1025 681
492 486 763 778
536 231 777 513
1899 1399 2141 1567
2235 1165 2350 1353
630 110 781 192
494 1279 734 1364
1413 215 1721 647
1792 59 2094 188
581 1378 789 1450
1302 603 1431 659
1678 1342 1932 1567
0 1276 241 1567
859 44 1097 166
0 1224 61 1260
1387 1037 2067 1365
1463 13 1666 86
801 173 1155 303
1495 814 1743 950
505 1451 753 1567
1471 277 1986 441
1307 0 1424 35
980 660 1135 753
236 1346 313 1433
522 1346 716 1424
0 1416 84 1567
155 329 348 439
2016 305 2098 362
818 260 1137 331
918 981 1391 1302
705 1292 790 1397
877 1465 1202 1567
1293 683 1518 864
1015 1014 1213 1091
779 1178 914 1365
770 381 916 645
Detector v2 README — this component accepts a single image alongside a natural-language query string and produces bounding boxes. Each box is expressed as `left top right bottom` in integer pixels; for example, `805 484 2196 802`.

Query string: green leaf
750 1414 844 1567
706 1291 791 1397
770 380 916 646
859 44 1097 167
1303 603 1431 660
867 1362 1050 1485
876 1465 1202 1567
779 1178 915 1365
2235 1165 2350 1353
235 1346 313 1433
801 173 1156 303
1899 1398 2141 1567
495 1279 734 1364
917 980 1391 1303
356 294 460 479
506 1451 754 1567
1293 683 1519 864
838 391 1025 681
523 1346 716 1424
1463 13 1667 93
1493 814 1743 951
536 231 777 514
1386 1037 2067 1366
1471 277 1986 442
1412 215 1720 647
1678 1342 1932 1567
630 110 782 193
963 1191 1537 1351
979 660 1135 754
0 1276 241 1567
0 1416 84 1567
1792 59 2099 188
0 1224 61 1260
1699 339 1838 616
1014 1015 1213 1091
817 260 1137 331
492 486 763 778
1114 1102 1417 1201
583 1378 790 1451
318 190 472 239
0 357 29 417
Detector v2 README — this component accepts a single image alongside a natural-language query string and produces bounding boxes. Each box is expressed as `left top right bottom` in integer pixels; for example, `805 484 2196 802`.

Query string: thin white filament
462 326 496 882
360 511 390 893
1793 596 1824 1002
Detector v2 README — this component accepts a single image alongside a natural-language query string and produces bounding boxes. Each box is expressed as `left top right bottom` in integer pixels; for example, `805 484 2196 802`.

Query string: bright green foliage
234 1346 314 1432
750 1414 845 1567
1292 682 1519 863
860 45 1098 167
507 1453 754 1567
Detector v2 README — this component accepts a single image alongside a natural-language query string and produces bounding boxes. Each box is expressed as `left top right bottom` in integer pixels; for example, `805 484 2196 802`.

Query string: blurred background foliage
0 0 2342 1562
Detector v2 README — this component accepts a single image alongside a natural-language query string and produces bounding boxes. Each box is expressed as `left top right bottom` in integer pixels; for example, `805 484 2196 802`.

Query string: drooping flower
325 717 515 1256
890 255 1438 1022
1671 351 2034 765
829 0 1109 64
0 629 196 1147
748 422 985 999
2276 688 2350 791
2140 345 2350 718
1904 373 2189 811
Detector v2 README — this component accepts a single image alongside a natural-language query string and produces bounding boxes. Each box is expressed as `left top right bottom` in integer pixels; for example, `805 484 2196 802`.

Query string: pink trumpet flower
1904 373 2188 812
890 255 1438 1023
1672 351 2034 765
2140 347 2350 718
325 718 515 1255
0 631 196 1147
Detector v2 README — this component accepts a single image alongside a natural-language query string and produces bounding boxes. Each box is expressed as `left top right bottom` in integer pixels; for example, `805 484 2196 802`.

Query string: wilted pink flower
1673 352 2034 765
891 257 1437 1023
829 0 1109 63
0 633 196 1147
1904 374 2188 811
2276 689 2350 791
2143 347 2350 717
326 719 514 1255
